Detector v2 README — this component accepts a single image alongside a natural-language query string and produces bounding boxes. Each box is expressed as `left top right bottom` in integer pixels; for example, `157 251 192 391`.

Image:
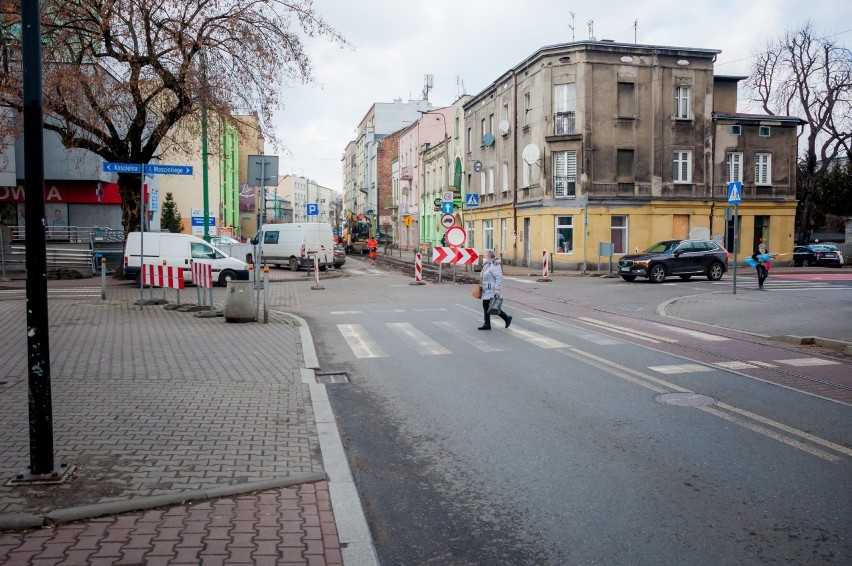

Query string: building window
554 151 577 198
488 168 495 194
726 152 743 183
466 127 472 153
755 153 772 185
501 218 507 252
523 161 531 188
502 162 509 192
480 118 486 143
759 126 771 137
465 220 474 247
483 220 494 250
523 93 531 126
611 215 628 254
454 117 460 139
730 125 742 136
673 150 692 183
554 83 576 135
556 216 573 254
502 103 510 123
617 82 635 118
489 114 495 136
616 149 634 184
674 86 691 120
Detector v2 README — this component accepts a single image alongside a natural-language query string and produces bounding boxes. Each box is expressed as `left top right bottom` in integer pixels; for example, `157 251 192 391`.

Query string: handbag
487 296 503 315
472 284 482 299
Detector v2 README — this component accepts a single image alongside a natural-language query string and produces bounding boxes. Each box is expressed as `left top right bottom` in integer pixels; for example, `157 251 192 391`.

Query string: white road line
578 317 678 344
714 361 757 370
433 321 503 352
507 326 570 349
337 324 387 358
648 363 714 374
525 317 620 345
776 358 841 367
414 308 448 312
503 276 537 284
346 269 366 275
747 360 777 368
646 322 730 341
331 311 362 315
386 323 451 355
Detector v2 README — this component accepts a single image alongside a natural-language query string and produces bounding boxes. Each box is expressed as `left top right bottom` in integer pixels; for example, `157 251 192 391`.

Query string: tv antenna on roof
587 20 594 41
634 18 638 43
569 12 575 41
422 74 433 101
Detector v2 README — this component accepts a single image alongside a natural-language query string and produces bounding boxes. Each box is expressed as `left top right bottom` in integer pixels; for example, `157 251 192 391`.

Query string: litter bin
224 280 256 323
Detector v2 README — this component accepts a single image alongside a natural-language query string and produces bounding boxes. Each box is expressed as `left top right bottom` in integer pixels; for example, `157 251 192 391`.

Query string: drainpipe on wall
512 70 519 265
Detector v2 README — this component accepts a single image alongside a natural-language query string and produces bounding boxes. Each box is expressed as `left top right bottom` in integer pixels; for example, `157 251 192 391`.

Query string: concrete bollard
224 280 256 323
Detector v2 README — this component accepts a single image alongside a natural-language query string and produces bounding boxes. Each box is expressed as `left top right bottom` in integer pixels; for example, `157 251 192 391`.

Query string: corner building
463 40 802 269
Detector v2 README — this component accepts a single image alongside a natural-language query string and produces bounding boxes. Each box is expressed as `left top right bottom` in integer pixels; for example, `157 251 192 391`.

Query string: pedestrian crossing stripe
648 364 713 374
776 358 840 367
386 323 451 355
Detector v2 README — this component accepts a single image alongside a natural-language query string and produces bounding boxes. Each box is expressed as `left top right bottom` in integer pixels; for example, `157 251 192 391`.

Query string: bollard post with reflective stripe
100 257 107 300
537 250 552 282
410 252 426 285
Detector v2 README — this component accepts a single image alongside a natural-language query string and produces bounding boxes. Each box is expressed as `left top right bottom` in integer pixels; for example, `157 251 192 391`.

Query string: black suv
618 239 729 283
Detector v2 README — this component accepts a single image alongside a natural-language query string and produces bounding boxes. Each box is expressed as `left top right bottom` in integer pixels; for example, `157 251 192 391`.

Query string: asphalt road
291 257 852 565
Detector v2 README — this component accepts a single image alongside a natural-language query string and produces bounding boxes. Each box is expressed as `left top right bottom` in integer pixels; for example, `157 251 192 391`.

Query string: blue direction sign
727 181 742 204
307 203 319 216
441 202 454 214
146 164 193 176
103 162 142 174
465 193 480 208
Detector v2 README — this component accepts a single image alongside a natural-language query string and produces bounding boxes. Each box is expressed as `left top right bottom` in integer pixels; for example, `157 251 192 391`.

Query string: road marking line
578 317 678 344
747 360 777 368
648 364 714 374
346 270 366 275
387 323 451 355
714 361 757 370
556 348 849 462
507 326 570 349
776 358 841 367
503 276 537 284
646 322 730 341
337 324 387 358
414 308 447 312
433 321 503 352
525 317 620 345
331 311 362 315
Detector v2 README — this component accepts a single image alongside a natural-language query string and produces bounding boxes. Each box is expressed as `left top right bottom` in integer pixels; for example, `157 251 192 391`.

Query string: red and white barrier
432 246 479 265
142 264 185 289
414 253 423 282
542 250 549 279
191 261 213 289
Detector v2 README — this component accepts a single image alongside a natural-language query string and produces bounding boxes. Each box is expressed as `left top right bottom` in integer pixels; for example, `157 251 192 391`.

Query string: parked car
793 245 844 267
617 239 729 283
333 244 346 269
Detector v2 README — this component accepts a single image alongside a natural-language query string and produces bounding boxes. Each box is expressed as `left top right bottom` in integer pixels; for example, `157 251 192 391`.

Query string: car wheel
801 259 810 267
218 269 236 287
679 275 692 280
289 257 299 271
707 262 724 281
319 266 327 272
649 264 666 283
620 275 637 282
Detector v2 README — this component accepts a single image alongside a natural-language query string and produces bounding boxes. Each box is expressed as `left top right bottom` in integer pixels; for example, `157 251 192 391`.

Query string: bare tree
0 0 346 236
747 21 852 244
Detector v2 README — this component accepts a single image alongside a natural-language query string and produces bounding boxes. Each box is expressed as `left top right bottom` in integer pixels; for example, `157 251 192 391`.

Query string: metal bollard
263 266 269 323
100 257 107 300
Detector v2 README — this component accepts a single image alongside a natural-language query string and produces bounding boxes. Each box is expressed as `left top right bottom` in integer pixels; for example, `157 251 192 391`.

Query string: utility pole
200 50 211 242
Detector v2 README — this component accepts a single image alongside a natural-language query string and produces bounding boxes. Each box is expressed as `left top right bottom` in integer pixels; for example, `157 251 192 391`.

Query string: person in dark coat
478 249 512 330
751 242 776 290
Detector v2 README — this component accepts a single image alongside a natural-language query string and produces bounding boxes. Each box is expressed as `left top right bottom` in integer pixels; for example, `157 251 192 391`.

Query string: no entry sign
445 225 466 247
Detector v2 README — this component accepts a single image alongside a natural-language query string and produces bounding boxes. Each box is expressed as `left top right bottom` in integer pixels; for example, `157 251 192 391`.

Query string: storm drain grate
654 392 717 407
315 372 350 384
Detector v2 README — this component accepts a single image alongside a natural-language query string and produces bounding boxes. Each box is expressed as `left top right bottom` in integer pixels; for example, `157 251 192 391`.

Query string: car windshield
643 240 680 254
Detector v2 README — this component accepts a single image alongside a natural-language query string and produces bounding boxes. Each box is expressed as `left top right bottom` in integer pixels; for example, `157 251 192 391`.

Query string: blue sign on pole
307 203 319 216
441 202 454 214
465 193 480 208
103 162 142 174
727 182 743 204
145 164 193 176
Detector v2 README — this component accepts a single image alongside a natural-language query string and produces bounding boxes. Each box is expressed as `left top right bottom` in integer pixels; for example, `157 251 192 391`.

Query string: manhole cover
315 372 350 384
654 392 717 407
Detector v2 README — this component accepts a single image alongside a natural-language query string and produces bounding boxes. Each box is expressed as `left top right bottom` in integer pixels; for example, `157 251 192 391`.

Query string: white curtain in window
554 151 577 197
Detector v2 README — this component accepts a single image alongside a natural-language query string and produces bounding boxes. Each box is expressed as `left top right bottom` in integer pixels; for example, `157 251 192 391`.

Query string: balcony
400 166 413 180
554 112 576 136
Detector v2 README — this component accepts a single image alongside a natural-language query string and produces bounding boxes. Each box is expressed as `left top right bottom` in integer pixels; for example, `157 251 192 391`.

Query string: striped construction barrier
537 250 552 282
142 264 185 289
191 261 213 289
410 252 425 286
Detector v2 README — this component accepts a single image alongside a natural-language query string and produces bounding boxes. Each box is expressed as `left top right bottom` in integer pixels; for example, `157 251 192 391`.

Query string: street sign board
432 246 479 265
465 193 480 208
727 182 742 204
103 162 142 174
445 225 466 247
440 213 455 229
307 203 319 216
441 202 454 214
403 215 413 227
442 191 454 202
433 198 441 207
146 164 193 176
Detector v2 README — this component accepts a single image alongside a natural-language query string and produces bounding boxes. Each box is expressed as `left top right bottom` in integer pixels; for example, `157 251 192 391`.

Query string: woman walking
478 249 512 330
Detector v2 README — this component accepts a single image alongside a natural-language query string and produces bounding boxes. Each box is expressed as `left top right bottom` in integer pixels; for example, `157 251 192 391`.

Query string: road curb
0 473 327 531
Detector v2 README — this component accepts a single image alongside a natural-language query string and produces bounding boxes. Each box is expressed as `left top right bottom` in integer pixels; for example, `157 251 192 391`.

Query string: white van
124 232 250 286
254 223 335 271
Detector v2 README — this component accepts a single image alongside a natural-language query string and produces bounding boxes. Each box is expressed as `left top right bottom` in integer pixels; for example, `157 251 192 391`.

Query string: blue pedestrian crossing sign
727 182 742 204
465 193 480 208
307 203 319 216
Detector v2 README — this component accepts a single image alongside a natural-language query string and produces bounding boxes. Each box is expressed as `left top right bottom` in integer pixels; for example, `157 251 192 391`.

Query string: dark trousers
756 264 768 287
482 299 509 327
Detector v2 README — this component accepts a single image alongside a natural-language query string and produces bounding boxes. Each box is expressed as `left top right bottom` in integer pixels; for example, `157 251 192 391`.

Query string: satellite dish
498 120 510 135
522 144 541 165
482 133 495 147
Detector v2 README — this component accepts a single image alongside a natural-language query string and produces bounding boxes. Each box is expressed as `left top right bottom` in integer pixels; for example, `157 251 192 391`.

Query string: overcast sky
271 0 851 191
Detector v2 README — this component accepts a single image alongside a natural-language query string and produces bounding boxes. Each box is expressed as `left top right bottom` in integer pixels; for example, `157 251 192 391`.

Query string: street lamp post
418 110 451 250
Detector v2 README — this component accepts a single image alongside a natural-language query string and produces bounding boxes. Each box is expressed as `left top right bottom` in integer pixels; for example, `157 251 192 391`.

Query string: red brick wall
377 130 400 223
